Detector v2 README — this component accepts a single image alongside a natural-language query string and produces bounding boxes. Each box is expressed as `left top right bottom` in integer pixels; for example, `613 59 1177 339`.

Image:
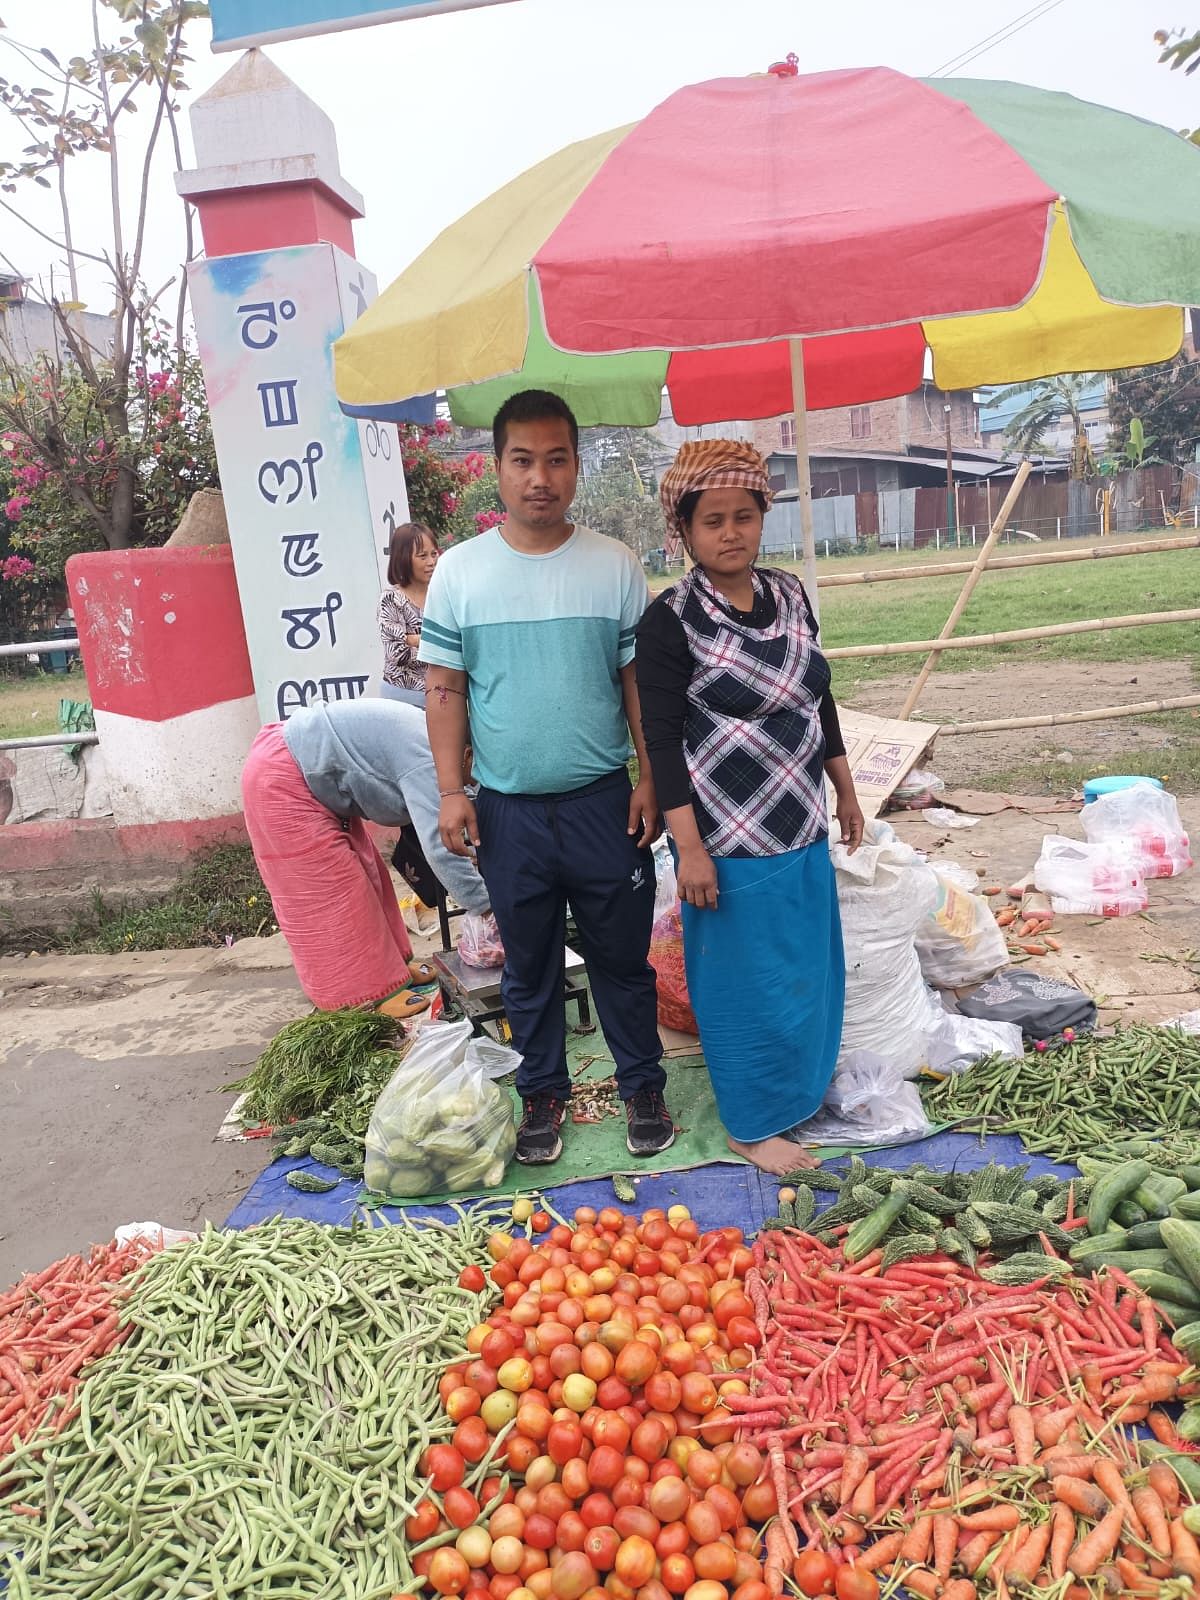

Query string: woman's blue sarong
680 836 844 1144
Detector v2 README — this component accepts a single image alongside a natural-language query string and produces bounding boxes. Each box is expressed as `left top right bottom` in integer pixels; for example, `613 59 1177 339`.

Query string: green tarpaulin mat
362 1036 740 1209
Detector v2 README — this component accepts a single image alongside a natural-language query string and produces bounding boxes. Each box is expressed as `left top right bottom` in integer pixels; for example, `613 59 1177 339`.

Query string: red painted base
0 812 248 875
68 546 255 723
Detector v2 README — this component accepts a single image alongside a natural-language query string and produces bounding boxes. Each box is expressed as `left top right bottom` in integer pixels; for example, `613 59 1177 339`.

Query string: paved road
0 938 304 1282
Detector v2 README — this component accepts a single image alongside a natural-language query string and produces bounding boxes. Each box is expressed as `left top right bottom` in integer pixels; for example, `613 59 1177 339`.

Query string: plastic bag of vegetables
363 1019 519 1198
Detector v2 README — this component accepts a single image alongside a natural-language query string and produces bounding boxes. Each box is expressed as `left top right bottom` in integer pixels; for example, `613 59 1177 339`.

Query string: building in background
750 382 982 459
0 275 114 368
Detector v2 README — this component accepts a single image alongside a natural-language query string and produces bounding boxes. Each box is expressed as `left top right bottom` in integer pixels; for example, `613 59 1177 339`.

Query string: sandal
407 957 437 986
375 986 431 1020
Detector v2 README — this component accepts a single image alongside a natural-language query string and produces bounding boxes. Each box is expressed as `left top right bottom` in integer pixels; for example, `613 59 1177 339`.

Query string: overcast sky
0 0 1196 315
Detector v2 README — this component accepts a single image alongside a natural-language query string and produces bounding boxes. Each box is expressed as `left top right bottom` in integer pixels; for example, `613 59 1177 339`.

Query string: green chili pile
921 1023 1200 1164
0 1213 505 1599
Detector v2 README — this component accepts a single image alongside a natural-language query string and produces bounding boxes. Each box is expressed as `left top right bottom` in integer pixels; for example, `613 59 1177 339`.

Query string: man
420 390 672 1165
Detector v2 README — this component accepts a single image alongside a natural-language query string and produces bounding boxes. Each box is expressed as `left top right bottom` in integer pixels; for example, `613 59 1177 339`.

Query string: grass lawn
816 547 1200 688
0 672 84 739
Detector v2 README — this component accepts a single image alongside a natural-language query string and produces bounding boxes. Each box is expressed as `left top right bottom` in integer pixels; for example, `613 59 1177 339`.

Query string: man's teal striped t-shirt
418 524 649 796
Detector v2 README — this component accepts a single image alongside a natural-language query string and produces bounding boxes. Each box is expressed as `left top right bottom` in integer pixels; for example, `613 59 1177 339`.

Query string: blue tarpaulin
224 1129 1078 1233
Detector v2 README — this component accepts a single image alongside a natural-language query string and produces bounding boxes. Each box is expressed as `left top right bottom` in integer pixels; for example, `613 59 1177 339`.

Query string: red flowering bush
399 425 503 543
0 339 217 588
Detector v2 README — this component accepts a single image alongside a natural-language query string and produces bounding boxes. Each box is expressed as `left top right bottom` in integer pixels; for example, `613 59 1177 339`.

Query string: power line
928 0 1067 78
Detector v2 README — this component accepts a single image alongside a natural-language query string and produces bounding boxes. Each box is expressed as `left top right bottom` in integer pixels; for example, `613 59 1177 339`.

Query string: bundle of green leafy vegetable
222 1009 402 1128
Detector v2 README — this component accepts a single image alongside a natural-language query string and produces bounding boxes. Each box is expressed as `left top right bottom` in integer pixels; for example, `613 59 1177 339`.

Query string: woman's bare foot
727 1134 820 1175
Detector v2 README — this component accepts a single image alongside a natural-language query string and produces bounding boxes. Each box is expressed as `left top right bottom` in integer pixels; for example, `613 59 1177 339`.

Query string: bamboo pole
825 606 1200 659
789 337 820 623
817 533 1200 588
936 692 1200 736
897 460 1031 719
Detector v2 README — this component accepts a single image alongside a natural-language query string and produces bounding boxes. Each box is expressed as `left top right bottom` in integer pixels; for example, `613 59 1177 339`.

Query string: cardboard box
837 708 939 818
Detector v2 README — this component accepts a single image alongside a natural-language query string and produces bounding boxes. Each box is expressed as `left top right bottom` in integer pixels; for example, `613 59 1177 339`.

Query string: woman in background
636 439 864 1176
379 521 439 705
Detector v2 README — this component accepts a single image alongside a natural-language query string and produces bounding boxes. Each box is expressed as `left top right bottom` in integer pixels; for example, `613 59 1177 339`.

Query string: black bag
957 968 1096 1039
391 825 440 909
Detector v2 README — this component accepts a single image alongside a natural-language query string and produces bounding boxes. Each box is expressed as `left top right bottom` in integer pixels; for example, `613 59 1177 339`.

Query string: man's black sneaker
515 1096 566 1165
626 1089 675 1157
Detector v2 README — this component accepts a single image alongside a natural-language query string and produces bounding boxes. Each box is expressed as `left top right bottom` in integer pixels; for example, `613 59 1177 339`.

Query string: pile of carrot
741 1230 1200 1595
0 1235 160 1459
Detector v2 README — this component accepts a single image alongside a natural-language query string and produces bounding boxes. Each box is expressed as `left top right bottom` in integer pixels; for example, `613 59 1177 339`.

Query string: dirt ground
2 797 1198 1283
845 658 1197 785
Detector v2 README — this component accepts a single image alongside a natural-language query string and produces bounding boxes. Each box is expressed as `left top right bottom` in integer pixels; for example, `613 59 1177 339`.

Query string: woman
379 521 439 705
635 439 865 1175
242 698 493 1018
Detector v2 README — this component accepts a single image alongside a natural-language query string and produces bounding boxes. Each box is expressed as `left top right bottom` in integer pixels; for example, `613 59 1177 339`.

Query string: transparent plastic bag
363 1018 519 1197
652 841 678 925
649 843 697 1035
797 1050 931 1147
915 865 1009 989
1081 781 1192 879
1033 836 1147 917
459 911 505 969
889 766 945 810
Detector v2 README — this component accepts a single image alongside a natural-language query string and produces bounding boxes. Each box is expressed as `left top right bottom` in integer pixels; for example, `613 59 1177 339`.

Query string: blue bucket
1082 775 1163 805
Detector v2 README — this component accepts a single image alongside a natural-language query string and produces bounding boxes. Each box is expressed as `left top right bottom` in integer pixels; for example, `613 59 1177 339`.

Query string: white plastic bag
798 1050 931 1147
832 821 946 1074
364 1018 519 1197
1033 836 1147 917
114 1221 197 1249
924 1011 1024 1076
1081 781 1192 879
459 911 505 969
915 864 1009 989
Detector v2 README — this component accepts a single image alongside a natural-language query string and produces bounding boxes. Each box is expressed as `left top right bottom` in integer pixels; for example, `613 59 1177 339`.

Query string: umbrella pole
788 337 820 624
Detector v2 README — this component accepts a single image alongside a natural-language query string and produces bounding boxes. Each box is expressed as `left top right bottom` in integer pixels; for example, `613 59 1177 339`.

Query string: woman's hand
405 632 421 650
835 791 866 855
676 844 719 910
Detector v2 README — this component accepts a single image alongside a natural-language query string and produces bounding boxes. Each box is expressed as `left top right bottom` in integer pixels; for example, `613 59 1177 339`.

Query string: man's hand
836 792 866 855
439 793 480 857
676 844 719 910
627 776 661 849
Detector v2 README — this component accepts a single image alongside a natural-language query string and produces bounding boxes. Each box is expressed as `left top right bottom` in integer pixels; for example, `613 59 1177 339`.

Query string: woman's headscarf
658 439 774 537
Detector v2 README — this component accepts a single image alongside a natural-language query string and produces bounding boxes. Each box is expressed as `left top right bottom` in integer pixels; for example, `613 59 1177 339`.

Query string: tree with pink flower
0 1 216 572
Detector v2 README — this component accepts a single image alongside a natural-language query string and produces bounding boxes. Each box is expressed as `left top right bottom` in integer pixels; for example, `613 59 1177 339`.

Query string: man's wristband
440 788 467 799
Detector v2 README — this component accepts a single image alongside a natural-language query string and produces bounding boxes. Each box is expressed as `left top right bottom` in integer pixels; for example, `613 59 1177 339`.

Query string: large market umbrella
334 64 1200 604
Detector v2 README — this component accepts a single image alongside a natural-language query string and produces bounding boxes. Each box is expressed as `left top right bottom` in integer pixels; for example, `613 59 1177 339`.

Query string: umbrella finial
767 52 799 77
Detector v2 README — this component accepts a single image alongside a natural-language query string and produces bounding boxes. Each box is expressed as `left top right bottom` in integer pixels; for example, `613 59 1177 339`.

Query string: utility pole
944 399 956 543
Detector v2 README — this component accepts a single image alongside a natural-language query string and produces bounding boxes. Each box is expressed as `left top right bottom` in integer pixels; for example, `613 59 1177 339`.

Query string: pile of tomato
401 1204 877 1600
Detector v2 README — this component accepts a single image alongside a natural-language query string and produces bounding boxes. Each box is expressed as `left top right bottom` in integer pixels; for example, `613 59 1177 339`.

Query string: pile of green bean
921 1023 1200 1165
0 1212 506 1599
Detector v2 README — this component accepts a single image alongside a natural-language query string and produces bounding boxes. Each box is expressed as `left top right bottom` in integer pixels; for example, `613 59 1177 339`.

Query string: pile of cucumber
1070 1150 1200 1346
